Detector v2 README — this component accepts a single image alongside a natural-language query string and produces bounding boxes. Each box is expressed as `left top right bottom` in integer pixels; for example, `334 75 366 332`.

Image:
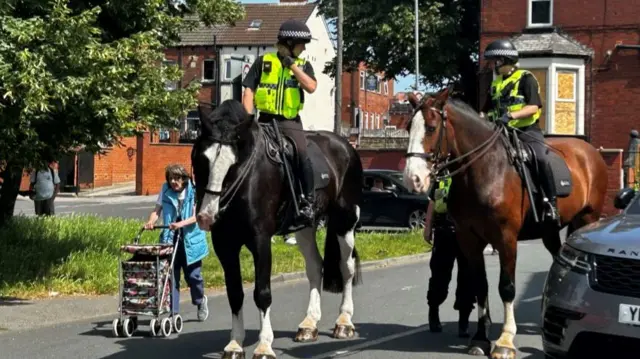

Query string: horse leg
467 249 492 356
293 226 323 342
251 235 276 359
216 244 246 359
490 231 519 359
323 205 361 339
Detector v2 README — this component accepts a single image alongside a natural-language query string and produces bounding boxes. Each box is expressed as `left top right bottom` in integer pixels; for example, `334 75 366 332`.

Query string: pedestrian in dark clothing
426 176 475 337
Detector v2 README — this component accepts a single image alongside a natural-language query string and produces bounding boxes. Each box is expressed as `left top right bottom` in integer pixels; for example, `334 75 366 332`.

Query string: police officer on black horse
480 38 560 225
242 19 318 224
426 172 475 337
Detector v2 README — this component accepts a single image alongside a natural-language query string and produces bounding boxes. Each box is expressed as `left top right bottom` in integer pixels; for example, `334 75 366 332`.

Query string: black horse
191 99 363 359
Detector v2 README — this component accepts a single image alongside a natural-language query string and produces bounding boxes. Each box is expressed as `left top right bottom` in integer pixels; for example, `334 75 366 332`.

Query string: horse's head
191 100 256 231
402 86 452 193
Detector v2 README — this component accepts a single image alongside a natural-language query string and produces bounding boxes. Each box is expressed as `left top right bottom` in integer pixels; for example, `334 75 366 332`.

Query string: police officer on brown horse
480 38 560 225
242 19 318 223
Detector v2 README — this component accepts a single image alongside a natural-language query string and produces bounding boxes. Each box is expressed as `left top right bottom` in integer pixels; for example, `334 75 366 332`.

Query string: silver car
541 187 640 358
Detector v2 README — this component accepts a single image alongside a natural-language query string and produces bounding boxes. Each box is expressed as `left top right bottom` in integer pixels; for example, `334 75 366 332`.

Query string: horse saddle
259 123 331 191
508 134 573 199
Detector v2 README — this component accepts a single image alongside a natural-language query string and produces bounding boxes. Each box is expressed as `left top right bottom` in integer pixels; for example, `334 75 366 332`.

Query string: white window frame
527 0 553 28
364 112 369 129
516 57 585 136
383 82 389 95
202 58 216 83
359 71 365 90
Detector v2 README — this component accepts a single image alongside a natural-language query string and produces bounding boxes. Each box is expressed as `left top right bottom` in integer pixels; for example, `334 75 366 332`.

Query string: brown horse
402 87 608 359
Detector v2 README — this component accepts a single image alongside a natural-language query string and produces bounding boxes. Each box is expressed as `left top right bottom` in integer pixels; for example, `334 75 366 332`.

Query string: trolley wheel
112 318 121 337
122 318 134 337
160 317 172 337
173 314 183 334
150 318 160 337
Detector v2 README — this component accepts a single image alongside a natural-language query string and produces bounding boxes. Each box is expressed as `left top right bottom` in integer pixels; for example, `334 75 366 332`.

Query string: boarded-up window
523 68 548 132
555 71 577 134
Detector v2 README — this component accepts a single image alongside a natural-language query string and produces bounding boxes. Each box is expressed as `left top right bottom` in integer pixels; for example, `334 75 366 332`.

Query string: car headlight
556 243 592 274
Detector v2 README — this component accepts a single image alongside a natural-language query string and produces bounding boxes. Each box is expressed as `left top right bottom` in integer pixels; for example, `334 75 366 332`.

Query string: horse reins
405 97 503 183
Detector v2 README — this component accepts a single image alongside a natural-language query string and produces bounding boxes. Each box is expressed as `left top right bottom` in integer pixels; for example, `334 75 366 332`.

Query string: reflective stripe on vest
434 177 452 214
254 52 306 119
487 69 541 128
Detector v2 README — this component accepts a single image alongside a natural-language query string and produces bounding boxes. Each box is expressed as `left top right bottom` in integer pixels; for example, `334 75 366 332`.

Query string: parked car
358 169 429 229
541 187 640 358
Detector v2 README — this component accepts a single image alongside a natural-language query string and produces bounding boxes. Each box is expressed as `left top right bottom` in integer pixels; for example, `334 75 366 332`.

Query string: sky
239 0 420 94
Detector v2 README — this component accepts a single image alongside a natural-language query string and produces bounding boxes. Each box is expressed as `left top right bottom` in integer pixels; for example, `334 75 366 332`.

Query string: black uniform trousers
426 213 475 312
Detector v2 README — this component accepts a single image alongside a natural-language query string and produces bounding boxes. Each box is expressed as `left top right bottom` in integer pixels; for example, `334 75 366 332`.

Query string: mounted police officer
480 38 560 225
242 19 317 223
426 175 474 337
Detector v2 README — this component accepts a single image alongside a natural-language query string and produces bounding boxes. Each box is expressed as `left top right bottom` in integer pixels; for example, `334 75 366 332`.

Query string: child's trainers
197 295 209 321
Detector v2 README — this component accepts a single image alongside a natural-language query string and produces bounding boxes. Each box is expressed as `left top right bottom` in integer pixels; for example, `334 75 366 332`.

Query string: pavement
0 240 551 359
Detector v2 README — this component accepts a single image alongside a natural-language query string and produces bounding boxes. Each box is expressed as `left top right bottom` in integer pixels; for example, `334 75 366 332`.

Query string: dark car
358 169 429 229
541 187 640 358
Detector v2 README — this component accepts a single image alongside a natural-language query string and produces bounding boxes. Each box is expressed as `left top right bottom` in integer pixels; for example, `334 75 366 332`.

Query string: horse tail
322 141 363 293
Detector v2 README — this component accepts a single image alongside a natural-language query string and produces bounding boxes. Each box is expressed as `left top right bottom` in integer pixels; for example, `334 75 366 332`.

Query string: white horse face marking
403 109 432 193
196 142 237 230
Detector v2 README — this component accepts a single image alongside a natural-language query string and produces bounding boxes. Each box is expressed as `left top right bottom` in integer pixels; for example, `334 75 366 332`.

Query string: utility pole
334 0 343 134
414 0 419 90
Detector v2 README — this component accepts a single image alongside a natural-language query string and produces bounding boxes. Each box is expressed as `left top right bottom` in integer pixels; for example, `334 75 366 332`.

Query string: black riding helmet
483 39 519 65
277 19 312 44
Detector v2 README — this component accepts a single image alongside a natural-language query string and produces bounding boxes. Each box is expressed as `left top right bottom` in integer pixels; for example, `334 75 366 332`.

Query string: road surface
0 240 551 359
14 195 158 221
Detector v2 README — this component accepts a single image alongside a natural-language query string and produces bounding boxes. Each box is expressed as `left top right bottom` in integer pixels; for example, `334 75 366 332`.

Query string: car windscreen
626 195 640 215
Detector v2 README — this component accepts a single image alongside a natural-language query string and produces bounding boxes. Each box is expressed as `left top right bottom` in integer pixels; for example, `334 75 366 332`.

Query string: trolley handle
133 225 170 244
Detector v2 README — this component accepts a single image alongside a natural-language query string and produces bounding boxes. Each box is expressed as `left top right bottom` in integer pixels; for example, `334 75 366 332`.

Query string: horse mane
445 98 495 132
199 99 249 143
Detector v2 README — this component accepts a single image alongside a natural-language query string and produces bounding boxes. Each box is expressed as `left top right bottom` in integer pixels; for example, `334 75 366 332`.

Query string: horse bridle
197 134 259 221
404 97 503 184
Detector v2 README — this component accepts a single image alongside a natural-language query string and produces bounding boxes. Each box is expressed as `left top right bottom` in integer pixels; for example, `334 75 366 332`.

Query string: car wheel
408 209 426 229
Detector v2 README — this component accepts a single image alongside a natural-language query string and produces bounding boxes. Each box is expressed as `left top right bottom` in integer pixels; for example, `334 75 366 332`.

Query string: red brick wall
341 62 395 129
136 132 194 195
93 137 137 188
358 150 406 170
164 47 218 104
600 149 623 217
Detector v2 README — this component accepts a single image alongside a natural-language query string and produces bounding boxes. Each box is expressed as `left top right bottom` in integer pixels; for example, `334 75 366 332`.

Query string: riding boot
458 308 471 338
297 156 315 224
428 306 442 333
541 162 560 226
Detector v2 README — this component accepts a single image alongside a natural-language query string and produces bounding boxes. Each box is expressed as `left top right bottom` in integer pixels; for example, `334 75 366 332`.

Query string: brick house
480 0 640 215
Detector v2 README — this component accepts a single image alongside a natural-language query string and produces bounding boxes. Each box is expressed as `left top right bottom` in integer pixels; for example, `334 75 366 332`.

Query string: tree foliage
317 0 479 98
0 0 245 223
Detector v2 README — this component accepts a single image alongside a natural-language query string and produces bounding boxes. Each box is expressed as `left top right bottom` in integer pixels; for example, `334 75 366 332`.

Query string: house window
224 60 232 80
202 59 216 82
162 60 178 91
377 77 383 93
383 82 389 95
364 112 369 129
376 114 381 129
359 71 365 90
528 0 552 27
554 70 578 135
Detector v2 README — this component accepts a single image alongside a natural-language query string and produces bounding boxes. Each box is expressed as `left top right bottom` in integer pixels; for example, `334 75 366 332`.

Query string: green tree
0 0 245 226
318 0 479 103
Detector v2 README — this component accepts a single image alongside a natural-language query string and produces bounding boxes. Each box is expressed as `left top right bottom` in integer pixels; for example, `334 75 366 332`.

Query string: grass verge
0 214 430 299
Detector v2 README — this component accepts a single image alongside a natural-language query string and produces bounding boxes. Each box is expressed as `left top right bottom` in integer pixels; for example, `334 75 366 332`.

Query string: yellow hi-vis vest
254 52 306 119
434 177 452 214
488 69 541 128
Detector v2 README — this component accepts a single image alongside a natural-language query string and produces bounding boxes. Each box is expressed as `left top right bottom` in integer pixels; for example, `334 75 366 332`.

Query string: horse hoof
294 327 318 342
332 324 356 339
490 345 516 359
251 355 276 359
468 340 491 356
222 351 245 359
253 354 276 359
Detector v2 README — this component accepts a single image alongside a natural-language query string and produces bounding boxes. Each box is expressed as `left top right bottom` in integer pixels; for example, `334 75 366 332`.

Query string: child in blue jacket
145 164 210 322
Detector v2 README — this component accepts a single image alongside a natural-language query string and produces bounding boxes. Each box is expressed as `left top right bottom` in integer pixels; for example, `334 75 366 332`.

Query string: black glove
497 113 512 125
248 113 256 122
281 56 295 68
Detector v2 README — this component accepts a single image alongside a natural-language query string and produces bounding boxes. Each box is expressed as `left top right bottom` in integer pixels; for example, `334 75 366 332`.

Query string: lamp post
414 0 419 90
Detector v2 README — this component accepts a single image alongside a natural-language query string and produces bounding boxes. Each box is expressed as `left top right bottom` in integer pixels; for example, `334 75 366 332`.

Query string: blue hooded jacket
159 181 209 265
